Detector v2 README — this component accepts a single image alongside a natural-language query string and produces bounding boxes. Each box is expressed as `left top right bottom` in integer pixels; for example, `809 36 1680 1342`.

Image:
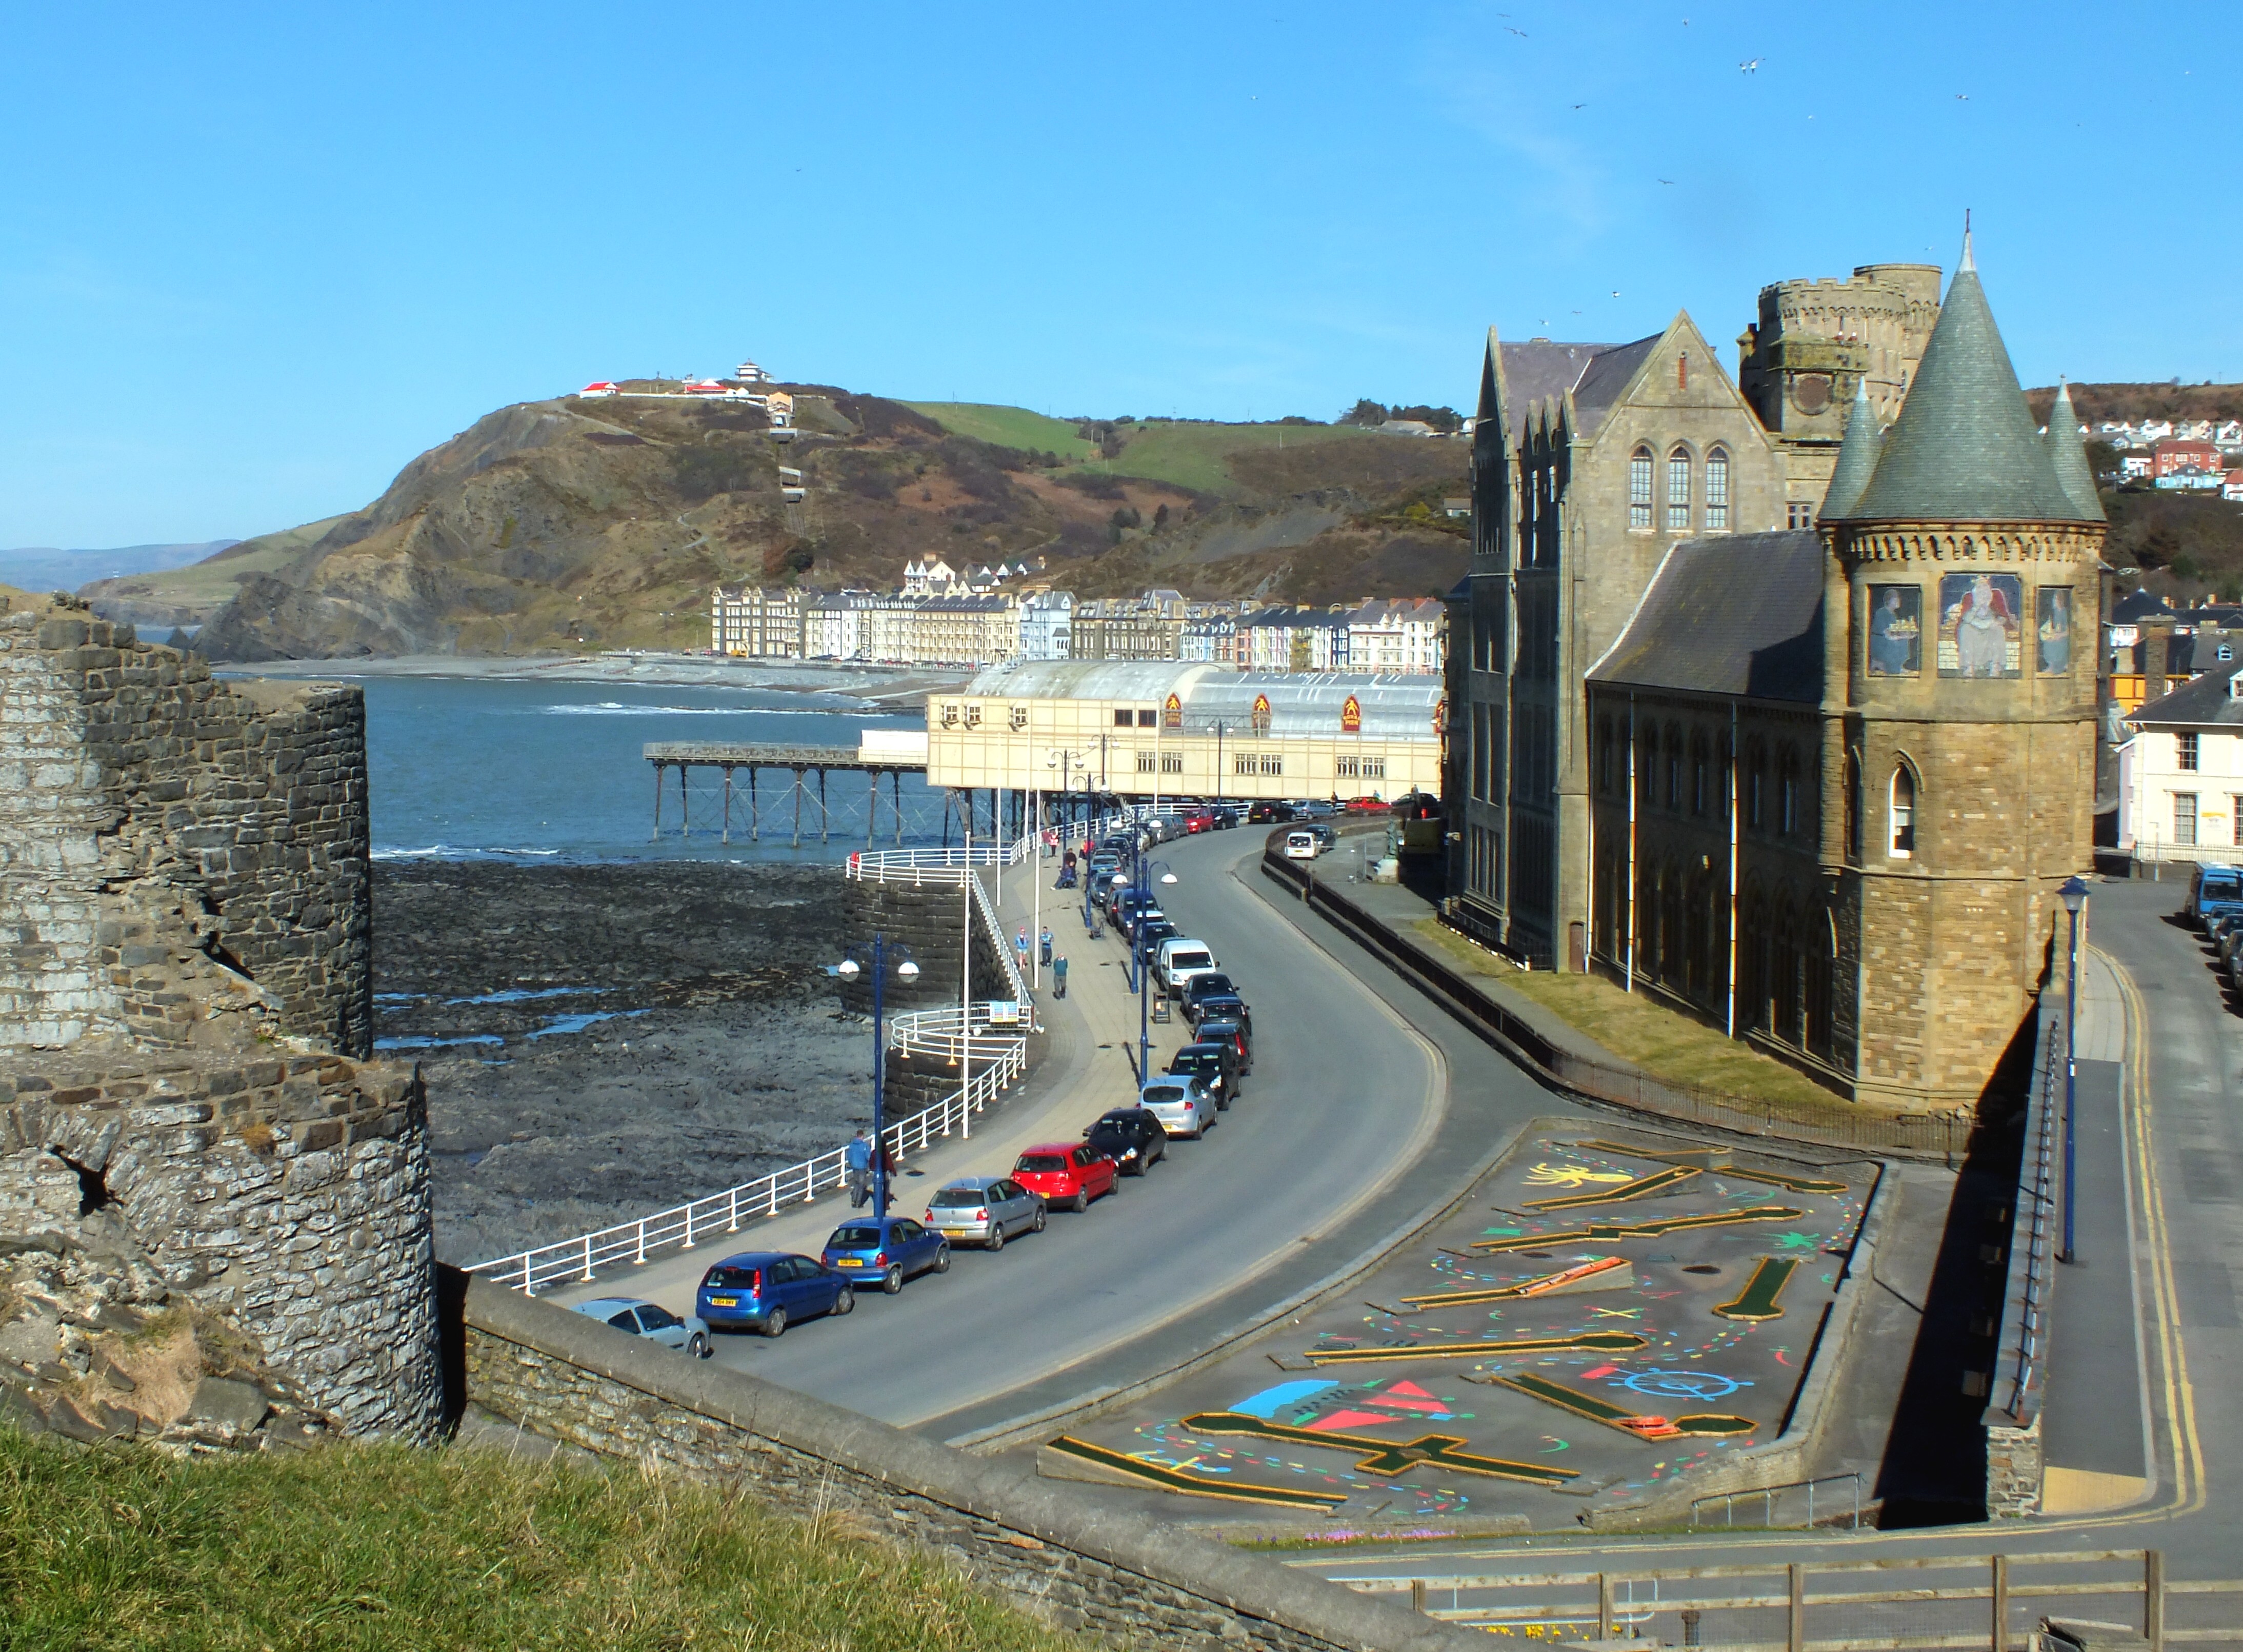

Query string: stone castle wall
0 592 438 1440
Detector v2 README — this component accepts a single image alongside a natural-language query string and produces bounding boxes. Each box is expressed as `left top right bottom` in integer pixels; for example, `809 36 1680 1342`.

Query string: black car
1194 996 1253 1045
1134 918 1179 956
1210 807 1240 830
1083 1107 1168 1175
1182 972 1240 1023
1168 1041 1240 1106
1196 1016 1251 1076
1246 800 1295 824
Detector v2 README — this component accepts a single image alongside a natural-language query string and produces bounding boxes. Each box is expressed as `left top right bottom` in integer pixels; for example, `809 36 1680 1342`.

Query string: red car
1010 1142 1119 1213
1183 808 1216 834
1340 795 1391 816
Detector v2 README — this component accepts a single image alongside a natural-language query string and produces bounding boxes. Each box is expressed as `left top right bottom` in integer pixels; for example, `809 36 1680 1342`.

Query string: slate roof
1491 338 1625 440
2044 382 2106 521
1839 244 2092 524
1567 335 1664 437
1587 530 1826 703
2131 663 2243 727
2111 588 2180 625
1819 379 1884 520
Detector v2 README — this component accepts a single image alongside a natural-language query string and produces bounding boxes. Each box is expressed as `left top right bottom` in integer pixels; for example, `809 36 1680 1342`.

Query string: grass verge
1409 919 1847 1110
0 1427 1081 1652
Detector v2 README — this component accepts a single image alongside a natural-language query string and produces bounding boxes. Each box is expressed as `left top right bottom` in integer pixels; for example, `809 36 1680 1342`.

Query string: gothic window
1747 743 1766 831
1889 760 1917 858
1667 448 1692 533
1629 448 1654 531
1705 448 1730 532
1691 735 1710 816
1845 747 1863 862
1778 748 1799 837
1665 725 1683 808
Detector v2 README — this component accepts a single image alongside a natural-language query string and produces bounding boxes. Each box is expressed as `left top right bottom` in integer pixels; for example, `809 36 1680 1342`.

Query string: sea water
227 674 944 863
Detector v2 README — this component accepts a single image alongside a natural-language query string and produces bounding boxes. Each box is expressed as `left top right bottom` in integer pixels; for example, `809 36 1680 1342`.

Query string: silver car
573 1296 713 1358
1137 1075 1218 1139
925 1175 1046 1250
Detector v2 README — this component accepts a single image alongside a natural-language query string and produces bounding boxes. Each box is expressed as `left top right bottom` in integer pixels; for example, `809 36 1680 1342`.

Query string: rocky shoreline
375 861 874 1265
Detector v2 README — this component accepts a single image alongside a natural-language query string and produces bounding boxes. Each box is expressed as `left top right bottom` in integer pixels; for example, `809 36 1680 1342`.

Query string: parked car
1247 800 1295 824
1083 1107 1168 1175
1193 993 1253 1043
572 1296 713 1358
1155 937 1219 998
1294 799 1337 819
1167 1040 1239 1106
1181 972 1240 1023
1209 807 1240 830
820 1216 950 1295
1309 823 1339 849
1011 1142 1120 1212
1183 808 1216 834
2189 863 2243 930
1134 918 1179 957
1195 1014 1252 1076
695 1252 854 1338
1137 1075 1218 1138
1340 795 1390 815
1283 830 1321 860
924 1175 1046 1250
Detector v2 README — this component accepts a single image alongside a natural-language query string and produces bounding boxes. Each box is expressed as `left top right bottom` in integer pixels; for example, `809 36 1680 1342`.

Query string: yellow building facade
925 661 1445 800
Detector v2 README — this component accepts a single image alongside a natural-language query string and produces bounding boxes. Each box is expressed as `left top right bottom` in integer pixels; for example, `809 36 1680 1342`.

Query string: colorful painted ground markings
1523 1162 1635 1189
1470 1205 1805 1252
1712 1257 1800 1321
1297 1329 1648 1366
1041 1436 1350 1510
1489 1372 1755 1440
1521 1164 1703 1212
1573 1140 1849 1195
1392 1256 1632 1311
1179 1412 1579 1486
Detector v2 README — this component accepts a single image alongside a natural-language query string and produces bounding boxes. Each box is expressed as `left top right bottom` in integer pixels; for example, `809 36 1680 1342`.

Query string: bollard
1681 1607 1701 1647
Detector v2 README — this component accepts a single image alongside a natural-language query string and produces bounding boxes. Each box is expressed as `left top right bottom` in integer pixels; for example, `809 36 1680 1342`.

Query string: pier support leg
893 771 904 845
749 767 759 842
867 771 877 849
680 761 689 838
792 768 803 849
722 766 732 846
818 767 829 844
652 762 663 842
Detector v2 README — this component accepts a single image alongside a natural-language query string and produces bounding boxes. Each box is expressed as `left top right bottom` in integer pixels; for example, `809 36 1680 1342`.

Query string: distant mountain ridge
141 383 1469 661
0 540 238 594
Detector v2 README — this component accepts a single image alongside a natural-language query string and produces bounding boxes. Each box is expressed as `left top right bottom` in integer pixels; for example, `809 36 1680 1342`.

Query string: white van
1283 830 1321 860
1155 938 1219 999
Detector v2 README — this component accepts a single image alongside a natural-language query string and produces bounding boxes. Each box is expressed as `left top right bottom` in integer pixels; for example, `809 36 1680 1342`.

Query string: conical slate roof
1840 240 2091 523
2044 382 2105 521
1819 378 1883 520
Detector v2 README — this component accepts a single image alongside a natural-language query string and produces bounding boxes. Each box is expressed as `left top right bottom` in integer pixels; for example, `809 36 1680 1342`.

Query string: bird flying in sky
1739 58 1760 72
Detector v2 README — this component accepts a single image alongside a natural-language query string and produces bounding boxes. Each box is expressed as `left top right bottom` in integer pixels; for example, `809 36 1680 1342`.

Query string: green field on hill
1086 420 1383 498
905 402 1098 460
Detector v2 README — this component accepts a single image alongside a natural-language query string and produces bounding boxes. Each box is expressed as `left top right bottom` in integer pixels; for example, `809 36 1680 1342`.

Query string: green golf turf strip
1712 1256 1801 1321
1471 1205 1805 1251
1300 1331 1648 1365
1522 1165 1702 1211
1493 1373 1756 1437
1178 1412 1579 1485
1574 1141 1849 1195
1043 1436 1349 1509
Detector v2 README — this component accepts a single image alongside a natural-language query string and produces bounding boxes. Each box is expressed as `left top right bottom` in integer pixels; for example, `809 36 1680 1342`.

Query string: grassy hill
2027 381 2243 429
81 516 350 628
904 402 1098 461
0 1428 1077 1651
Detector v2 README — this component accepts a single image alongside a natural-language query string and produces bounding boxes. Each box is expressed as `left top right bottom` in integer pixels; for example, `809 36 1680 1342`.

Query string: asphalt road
551 829 1573 1438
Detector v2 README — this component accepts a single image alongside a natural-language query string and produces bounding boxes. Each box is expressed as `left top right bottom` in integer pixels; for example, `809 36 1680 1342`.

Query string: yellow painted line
1522 1164 1702 1212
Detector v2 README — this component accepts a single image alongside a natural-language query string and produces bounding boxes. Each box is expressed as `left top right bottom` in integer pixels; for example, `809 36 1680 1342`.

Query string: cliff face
189 385 1471 661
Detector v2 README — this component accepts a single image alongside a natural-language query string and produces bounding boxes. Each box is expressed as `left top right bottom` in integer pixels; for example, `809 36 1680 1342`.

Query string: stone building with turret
1450 236 2104 1111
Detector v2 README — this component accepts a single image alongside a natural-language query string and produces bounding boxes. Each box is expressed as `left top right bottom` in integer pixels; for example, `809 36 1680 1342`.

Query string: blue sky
2 1 2231 547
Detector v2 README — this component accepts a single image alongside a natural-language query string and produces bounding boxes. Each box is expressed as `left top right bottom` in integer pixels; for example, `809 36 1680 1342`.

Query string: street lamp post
2058 874 2089 1263
833 938 920 1218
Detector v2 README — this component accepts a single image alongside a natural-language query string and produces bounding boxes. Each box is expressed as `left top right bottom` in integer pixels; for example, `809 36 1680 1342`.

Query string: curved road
551 827 1569 1439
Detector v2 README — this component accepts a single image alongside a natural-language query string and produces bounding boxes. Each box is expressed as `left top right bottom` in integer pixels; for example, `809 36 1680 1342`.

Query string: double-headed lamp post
834 938 919 1219
2058 874 2089 1264
1124 854 1178 1083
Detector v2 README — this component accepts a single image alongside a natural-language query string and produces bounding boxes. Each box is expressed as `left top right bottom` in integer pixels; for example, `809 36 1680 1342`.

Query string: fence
1259 841 1978 1161
1690 1473 1863 1532
1335 1548 2241 1647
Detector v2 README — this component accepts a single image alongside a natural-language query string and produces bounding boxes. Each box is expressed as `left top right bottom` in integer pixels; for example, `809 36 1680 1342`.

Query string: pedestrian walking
1015 925 1030 972
844 1129 872 1208
1052 955 1068 997
1039 925 1053 966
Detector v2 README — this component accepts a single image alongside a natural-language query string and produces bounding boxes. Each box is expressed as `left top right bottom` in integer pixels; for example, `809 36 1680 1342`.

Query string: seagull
1955 92 1969 100
1573 103 1588 109
1505 25 1527 36
1657 177 1675 184
1611 290 1622 298
1739 58 1760 72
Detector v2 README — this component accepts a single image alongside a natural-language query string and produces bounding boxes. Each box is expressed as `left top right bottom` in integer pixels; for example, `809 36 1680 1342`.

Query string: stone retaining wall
457 1271 1481 1652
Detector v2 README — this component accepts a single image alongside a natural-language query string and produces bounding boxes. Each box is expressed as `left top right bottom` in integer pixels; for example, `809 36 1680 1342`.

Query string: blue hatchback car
820 1216 950 1295
695 1251 855 1338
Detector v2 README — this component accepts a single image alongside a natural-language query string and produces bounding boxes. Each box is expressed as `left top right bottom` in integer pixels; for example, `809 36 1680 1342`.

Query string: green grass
81 515 350 609
904 404 1098 461
1081 422 1382 498
1411 920 1851 1111
0 1428 1082 1652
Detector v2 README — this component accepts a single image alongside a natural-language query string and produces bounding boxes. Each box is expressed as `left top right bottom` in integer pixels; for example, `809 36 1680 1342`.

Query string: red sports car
1010 1142 1119 1213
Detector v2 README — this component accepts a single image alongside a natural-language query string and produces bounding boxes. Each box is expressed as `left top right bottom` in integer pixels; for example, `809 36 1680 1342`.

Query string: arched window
1746 741 1766 831
1665 723 1683 808
1705 447 1730 532
1778 747 1800 837
1629 448 1654 531
1845 747 1863 862
1889 761 1917 858
1667 447 1692 532
1596 717 1613 795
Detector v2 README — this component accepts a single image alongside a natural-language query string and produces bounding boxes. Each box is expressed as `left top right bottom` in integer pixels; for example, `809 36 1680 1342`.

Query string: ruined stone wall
0 602 371 1057
0 592 437 1440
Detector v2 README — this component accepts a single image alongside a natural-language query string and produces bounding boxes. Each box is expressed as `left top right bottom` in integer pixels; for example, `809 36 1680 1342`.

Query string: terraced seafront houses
1445 237 2105 1111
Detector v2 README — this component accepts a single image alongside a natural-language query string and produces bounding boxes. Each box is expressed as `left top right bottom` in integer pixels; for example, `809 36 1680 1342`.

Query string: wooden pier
645 742 925 848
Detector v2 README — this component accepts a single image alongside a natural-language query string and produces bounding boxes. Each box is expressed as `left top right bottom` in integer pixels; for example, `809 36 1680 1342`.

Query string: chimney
2145 619 2174 704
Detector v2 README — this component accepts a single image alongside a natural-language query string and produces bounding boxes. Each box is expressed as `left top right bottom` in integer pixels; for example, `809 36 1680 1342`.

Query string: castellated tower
0 594 440 1441
1819 236 2104 1111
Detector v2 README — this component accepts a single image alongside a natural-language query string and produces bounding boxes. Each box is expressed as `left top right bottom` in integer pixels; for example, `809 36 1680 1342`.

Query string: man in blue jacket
844 1129 872 1208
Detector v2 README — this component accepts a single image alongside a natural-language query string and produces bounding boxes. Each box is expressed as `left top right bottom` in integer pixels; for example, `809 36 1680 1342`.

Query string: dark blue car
820 1217 950 1295
695 1251 855 1338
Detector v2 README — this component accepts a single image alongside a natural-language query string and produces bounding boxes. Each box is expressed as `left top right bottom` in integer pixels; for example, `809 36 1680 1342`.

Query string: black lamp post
834 936 919 1218
2058 874 2088 1263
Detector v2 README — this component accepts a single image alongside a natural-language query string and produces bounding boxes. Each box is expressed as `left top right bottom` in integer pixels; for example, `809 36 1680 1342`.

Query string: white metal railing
465 1021 1030 1296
